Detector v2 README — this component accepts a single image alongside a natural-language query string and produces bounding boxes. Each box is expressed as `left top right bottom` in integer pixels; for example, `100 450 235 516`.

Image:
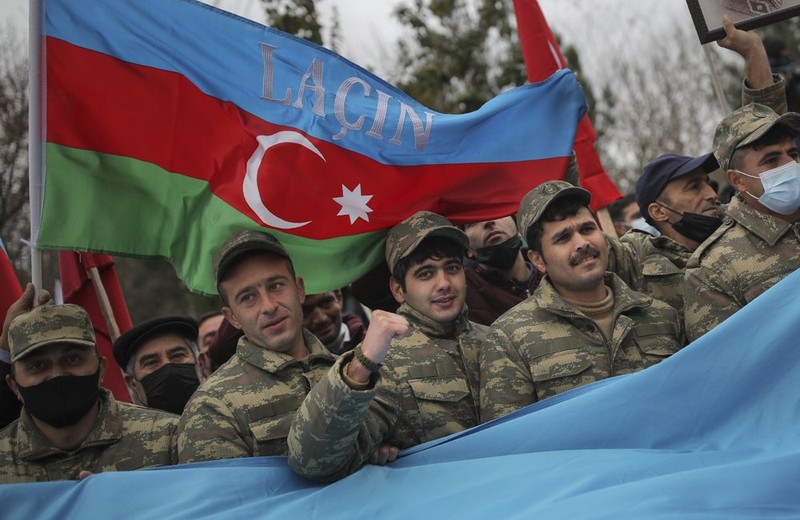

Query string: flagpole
703 44 732 115
86 265 122 341
28 0 44 295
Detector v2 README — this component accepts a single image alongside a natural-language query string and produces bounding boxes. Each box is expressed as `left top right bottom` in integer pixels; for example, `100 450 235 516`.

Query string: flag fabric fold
513 0 621 209
0 237 22 322
2 268 799 518
58 252 132 402
37 0 587 295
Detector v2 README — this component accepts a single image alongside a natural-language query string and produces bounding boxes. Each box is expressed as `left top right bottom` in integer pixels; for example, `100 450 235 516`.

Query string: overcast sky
3 0 698 83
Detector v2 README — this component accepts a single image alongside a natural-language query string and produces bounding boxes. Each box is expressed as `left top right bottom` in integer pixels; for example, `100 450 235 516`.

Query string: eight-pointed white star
333 184 374 224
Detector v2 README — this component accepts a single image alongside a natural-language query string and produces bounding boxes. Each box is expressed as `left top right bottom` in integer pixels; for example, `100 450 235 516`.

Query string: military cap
213 229 290 283
713 103 800 171
517 181 591 236
113 315 199 370
636 153 719 221
8 304 95 363
385 211 468 275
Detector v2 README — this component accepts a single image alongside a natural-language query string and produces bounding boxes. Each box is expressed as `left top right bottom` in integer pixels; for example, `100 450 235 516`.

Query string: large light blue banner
3 270 800 518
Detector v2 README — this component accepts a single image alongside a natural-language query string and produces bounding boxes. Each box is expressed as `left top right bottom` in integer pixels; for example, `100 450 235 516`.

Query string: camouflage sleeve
287 354 395 482
176 392 251 463
604 234 641 290
741 74 787 115
683 265 741 343
479 325 535 422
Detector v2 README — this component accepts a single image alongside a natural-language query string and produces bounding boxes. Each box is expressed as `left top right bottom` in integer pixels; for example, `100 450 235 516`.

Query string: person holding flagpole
0 303 177 483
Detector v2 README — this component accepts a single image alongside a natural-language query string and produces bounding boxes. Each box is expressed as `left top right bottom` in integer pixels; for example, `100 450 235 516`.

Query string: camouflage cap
385 211 468 275
8 304 96 363
517 181 592 237
713 103 800 171
213 229 290 283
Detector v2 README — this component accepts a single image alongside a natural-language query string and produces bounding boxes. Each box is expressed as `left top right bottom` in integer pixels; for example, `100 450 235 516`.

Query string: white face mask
736 160 800 215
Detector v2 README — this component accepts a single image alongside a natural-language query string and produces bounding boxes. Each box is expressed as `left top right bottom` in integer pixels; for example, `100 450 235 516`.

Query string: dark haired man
684 104 800 341
480 181 683 421
288 211 487 482
462 216 539 325
176 230 336 463
301 289 365 355
1 304 177 482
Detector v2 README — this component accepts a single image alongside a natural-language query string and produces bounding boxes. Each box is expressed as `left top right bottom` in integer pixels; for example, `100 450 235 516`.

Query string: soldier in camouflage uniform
684 104 800 341
480 182 684 421
0 304 177 483
606 152 721 329
605 19 787 329
176 230 336 463
287 211 487 482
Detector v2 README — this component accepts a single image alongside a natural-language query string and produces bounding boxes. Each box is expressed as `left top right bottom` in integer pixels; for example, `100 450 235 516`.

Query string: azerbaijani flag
37 0 587 295
513 0 621 210
0 237 22 322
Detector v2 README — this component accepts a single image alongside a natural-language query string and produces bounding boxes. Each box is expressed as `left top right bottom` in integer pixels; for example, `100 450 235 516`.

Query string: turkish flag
0 239 22 323
513 0 621 209
59 252 132 402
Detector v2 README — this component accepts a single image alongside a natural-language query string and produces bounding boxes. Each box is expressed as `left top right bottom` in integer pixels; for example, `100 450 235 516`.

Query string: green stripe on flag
39 144 386 295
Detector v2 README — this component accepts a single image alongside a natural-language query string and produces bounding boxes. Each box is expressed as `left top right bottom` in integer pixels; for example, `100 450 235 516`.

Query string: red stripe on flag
513 0 620 209
0 242 22 323
46 38 571 238
59 252 132 402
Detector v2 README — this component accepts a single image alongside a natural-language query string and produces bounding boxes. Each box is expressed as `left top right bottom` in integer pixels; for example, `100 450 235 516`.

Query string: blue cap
635 153 718 221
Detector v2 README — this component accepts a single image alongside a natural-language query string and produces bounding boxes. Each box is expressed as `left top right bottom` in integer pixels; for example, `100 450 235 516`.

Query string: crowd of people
1 19 799 485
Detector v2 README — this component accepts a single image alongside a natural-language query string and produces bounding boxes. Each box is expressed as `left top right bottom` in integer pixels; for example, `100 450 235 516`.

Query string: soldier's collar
726 195 794 246
396 303 470 338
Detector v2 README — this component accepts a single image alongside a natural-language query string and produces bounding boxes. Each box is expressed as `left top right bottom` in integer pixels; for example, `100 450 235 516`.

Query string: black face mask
140 363 199 415
662 205 722 244
475 235 522 270
15 369 101 427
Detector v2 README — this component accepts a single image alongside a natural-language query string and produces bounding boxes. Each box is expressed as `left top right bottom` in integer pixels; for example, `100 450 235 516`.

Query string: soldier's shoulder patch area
687 218 736 268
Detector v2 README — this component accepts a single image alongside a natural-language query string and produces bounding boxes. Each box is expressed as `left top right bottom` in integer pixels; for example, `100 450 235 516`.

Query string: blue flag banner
3 270 800 517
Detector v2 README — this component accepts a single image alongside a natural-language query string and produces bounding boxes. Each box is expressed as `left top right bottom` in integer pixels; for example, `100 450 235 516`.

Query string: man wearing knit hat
684 103 800 341
480 181 683 422
288 211 487 483
0 304 177 483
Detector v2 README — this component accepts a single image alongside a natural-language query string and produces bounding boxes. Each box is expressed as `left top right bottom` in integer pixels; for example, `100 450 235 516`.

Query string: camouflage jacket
480 273 683 422
606 231 693 328
684 195 800 342
742 74 787 115
176 330 336 463
287 303 487 482
0 390 177 483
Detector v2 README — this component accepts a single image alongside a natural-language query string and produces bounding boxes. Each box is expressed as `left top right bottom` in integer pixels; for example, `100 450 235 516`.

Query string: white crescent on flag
243 131 323 229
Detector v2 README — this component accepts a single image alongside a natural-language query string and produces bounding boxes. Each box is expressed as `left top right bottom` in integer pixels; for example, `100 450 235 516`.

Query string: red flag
59 252 132 402
513 0 621 210
0 239 22 323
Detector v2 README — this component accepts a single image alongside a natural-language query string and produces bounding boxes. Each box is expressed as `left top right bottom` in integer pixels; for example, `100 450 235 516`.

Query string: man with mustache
288 211 487 482
480 181 684 421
